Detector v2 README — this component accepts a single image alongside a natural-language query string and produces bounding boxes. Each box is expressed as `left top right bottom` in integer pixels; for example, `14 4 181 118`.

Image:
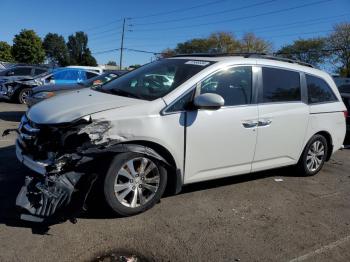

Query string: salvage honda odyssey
12 54 347 223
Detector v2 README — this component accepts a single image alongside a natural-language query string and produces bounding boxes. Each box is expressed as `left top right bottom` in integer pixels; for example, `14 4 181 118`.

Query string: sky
0 0 349 67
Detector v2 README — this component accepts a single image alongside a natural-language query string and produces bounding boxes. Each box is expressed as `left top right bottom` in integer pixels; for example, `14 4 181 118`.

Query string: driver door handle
242 120 258 128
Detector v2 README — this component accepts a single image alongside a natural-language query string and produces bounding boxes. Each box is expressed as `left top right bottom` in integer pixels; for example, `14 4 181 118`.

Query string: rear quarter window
306 74 338 104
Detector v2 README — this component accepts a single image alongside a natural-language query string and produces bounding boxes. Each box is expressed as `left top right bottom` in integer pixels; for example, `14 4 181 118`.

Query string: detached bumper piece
16 172 94 223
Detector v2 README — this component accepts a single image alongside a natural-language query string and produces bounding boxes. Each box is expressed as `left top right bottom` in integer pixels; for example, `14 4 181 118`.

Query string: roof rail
172 52 315 68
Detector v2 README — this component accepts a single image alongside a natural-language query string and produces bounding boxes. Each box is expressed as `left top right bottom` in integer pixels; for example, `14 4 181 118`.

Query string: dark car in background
0 65 48 85
27 71 127 107
0 68 100 104
338 83 350 132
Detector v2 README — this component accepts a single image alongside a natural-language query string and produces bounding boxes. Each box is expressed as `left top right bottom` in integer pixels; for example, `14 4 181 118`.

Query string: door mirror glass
194 93 224 110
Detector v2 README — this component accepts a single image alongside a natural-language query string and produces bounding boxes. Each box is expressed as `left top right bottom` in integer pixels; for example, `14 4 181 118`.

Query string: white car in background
13 54 347 222
66 65 104 74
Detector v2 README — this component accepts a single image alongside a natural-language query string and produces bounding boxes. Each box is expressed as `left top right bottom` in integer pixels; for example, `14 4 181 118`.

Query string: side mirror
7 71 14 76
194 93 224 110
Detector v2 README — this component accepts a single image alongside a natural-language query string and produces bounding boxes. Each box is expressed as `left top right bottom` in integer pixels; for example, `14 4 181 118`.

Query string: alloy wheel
306 140 325 172
114 157 160 208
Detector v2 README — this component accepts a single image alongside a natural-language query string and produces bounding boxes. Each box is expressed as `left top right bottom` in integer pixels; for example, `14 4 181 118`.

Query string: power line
132 0 333 32
133 0 277 26
132 0 229 20
121 13 348 42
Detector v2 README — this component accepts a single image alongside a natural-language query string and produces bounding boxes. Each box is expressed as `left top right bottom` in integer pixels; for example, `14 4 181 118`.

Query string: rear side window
262 67 301 103
86 71 98 79
306 74 338 104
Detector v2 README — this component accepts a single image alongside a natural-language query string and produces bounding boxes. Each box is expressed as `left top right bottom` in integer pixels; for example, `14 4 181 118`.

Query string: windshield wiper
110 89 142 99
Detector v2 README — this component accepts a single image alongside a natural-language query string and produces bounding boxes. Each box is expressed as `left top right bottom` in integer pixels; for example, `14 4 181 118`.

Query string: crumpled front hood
27 88 143 124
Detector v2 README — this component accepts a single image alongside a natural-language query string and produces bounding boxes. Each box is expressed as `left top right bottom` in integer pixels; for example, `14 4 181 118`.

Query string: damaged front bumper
16 140 49 175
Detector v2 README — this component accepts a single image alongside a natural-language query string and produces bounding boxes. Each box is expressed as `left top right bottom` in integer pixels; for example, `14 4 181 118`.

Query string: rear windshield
96 59 214 100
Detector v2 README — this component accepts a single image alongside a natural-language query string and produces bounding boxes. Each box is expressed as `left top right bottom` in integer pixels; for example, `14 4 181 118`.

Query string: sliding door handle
258 119 272 127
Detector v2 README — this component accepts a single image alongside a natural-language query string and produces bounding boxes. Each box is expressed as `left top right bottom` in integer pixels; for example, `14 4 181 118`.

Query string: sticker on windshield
185 60 210 66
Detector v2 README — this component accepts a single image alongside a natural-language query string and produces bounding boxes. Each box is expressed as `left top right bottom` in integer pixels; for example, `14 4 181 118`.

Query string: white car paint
18 56 347 187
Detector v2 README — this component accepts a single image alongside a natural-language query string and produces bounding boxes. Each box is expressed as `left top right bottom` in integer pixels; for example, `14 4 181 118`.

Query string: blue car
0 68 100 104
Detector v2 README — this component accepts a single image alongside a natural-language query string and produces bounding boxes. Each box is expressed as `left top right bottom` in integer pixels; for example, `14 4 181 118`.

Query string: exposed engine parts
7 114 171 224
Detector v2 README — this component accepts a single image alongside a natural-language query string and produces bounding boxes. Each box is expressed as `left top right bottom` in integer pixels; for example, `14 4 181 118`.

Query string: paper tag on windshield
185 60 210 66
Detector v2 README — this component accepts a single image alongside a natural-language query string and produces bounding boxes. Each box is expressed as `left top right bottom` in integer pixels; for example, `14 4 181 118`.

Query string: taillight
344 111 348 118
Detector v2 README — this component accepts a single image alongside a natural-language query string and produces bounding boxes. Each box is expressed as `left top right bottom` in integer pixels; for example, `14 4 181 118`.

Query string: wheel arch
314 131 333 161
115 140 182 195
302 130 333 162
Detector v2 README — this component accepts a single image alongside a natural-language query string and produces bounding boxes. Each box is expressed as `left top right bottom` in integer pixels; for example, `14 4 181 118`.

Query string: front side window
306 74 338 104
98 59 214 100
262 67 301 103
199 66 252 106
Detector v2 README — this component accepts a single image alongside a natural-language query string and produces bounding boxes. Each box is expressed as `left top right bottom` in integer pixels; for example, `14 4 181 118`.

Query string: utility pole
119 18 126 69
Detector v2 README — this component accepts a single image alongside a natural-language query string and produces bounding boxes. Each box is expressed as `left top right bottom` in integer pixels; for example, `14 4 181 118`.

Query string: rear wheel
18 88 32 104
297 134 328 176
104 152 167 216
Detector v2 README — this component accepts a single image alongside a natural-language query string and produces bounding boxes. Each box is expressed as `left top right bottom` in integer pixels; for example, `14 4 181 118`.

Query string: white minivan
14 54 347 222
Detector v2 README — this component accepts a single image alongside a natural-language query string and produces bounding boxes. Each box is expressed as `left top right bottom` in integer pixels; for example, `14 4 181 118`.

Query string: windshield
97 59 214 100
84 72 121 87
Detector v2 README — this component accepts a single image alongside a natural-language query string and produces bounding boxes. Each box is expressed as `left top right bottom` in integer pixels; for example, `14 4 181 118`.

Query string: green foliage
106 60 117 66
161 32 270 57
67 31 97 66
43 33 69 66
327 23 350 77
129 64 141 69
0 41 14 62
239 33 272 53
12 29 45 64
277 38 326 66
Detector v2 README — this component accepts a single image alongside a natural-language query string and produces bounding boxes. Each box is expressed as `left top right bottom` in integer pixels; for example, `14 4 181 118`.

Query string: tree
12 29 45 64
277 38 326 66
43 33 69 66
0 41 14 62
327 23 350 77
106 60 117 66
67 31 97 66
207 32 240 53
239 33 272 53
129 64 141 69
160 32 271 57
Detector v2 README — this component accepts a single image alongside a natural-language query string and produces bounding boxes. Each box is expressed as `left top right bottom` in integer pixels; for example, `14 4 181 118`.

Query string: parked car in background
12 54 346 223
27 71 127 107
0 68 99 104
0 65 48 85
336 80 350 132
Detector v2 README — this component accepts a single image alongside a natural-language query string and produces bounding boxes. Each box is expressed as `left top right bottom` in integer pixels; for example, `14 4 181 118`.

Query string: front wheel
297 134 328 176
18 88 32 104
104 152 167 216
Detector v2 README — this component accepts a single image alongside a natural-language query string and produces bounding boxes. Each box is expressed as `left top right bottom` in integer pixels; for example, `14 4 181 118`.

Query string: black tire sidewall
300 135 328 176
104 152 167 216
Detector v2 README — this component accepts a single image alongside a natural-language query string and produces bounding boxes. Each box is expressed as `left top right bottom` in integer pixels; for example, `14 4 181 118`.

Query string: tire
104 152 167 216
297 134 328 176
17 88 32 104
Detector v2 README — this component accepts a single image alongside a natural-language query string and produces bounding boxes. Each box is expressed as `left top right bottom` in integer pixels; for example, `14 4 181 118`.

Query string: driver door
184 66 258 184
